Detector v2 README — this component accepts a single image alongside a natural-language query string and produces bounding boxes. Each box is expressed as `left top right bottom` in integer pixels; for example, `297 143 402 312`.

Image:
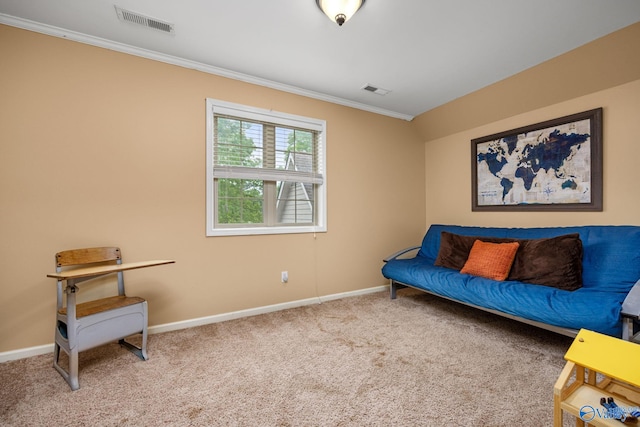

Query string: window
206 99 327 236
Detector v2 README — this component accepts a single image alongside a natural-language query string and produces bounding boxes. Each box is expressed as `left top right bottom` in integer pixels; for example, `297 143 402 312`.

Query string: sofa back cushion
419 224 640 293
435 231 583 290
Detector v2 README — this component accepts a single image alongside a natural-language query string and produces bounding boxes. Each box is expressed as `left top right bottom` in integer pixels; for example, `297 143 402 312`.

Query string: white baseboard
0 343 55 363
149 285 386 334
0 285 388 363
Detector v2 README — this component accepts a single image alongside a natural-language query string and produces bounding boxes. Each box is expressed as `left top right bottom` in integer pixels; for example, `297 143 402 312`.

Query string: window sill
206 225 327 237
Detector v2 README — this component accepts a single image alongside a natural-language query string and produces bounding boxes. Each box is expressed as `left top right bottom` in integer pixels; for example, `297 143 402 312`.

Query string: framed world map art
472 108 603 211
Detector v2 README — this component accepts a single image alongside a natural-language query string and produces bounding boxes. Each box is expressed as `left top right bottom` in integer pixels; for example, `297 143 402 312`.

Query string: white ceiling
2 0 640 120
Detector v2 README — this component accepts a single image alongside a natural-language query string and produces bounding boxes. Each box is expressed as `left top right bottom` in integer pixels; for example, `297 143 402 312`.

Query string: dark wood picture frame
471 108 603 212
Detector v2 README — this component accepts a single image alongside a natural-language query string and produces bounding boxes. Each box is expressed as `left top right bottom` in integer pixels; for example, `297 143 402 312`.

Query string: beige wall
0 25 426 353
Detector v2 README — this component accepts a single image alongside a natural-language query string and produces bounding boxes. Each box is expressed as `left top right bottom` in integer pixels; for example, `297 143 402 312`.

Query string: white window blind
212 115 324 185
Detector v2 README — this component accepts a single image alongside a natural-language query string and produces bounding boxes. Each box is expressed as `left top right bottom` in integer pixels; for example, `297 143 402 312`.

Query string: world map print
476 119 592 206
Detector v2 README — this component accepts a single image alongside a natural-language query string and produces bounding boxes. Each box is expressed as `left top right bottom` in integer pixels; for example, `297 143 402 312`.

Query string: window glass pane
274 128 315 171
217 178 264 224
215 118 263 168
292 130 313 154
276 181 314 224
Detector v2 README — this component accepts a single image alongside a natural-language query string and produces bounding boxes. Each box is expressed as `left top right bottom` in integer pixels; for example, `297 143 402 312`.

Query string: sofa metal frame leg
622 316 640 343
390 280 407 300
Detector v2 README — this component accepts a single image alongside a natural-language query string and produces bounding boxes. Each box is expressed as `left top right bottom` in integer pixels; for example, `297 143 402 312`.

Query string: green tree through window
215 117 264 224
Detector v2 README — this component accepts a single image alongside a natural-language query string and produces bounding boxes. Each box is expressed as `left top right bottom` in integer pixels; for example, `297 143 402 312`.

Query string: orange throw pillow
460 240 520 281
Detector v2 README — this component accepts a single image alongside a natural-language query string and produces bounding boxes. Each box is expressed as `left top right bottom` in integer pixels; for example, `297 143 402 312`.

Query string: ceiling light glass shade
316 0 365 26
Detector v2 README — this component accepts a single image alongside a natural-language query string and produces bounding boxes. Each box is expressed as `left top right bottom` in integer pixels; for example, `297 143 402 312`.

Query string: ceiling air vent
115 6 175 35
361 84 390 96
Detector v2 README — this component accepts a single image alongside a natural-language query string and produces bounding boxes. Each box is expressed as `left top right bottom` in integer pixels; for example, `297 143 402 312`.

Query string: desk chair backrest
56 247 122 268
55 247 125 312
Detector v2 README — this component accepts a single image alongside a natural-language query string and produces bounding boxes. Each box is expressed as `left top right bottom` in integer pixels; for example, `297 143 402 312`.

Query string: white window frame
206 98 327 237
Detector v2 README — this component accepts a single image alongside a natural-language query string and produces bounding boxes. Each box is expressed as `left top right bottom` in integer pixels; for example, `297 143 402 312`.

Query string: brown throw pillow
435 231 583 290
460 240 520 281
508 234 583 291
434 231 480 270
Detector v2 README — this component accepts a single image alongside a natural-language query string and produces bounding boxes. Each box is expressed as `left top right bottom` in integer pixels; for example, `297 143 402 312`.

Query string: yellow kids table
554 329 640 426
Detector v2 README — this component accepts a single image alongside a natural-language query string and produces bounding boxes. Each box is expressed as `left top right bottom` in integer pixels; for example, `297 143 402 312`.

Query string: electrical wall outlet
281 271 288 283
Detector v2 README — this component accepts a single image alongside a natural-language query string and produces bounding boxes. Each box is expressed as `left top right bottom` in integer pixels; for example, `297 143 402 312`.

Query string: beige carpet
0 288 576 426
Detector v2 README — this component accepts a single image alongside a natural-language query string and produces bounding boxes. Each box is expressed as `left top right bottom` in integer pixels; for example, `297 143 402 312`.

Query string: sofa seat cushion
382 257 624 337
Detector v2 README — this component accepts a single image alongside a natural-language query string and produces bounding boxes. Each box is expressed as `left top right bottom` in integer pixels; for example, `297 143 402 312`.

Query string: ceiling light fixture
316 0 366 26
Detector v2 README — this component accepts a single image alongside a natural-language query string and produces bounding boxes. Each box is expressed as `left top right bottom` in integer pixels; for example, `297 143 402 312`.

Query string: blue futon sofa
382 224 640 340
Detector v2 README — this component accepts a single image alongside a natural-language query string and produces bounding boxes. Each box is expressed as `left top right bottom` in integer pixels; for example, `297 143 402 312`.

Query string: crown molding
0 14 414 121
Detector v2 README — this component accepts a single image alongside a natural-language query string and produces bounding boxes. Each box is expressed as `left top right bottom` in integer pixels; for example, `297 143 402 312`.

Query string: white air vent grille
362 84 390 96
115 6 175 35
